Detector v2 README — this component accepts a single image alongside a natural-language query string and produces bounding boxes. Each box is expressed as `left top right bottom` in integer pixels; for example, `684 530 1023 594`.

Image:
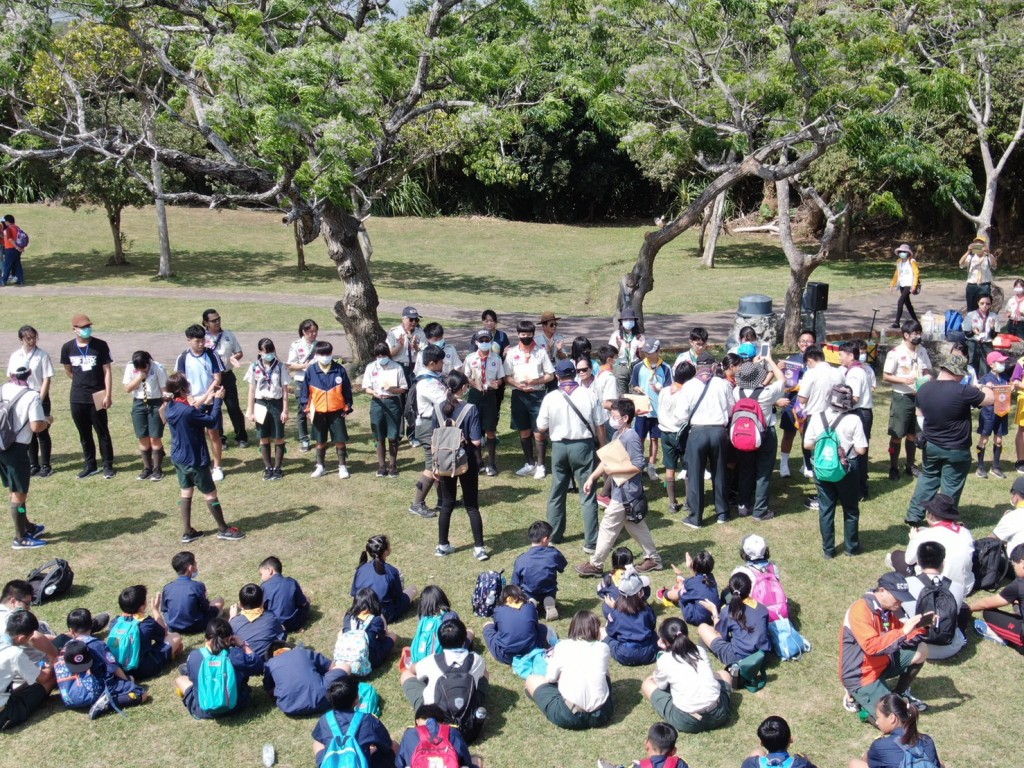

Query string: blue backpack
320 711 368 768
768 618 812 660
944 310 964 339
54 654 104 709
410 615 445 664
196 647 238 715
108 616 142 672
897 740 940 768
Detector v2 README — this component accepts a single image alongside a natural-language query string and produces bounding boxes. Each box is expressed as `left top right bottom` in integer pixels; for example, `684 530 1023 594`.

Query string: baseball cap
1012 476 1024 497
737 342 758 360
986 350 1008 366
401 306 420 319
9 366 30 380
62 640 93 675
618 566 647 597
642 339 661 355
877 572 914 603
71 314 92 328
554 359 576 377
938 354 967 377
742 534 767 560
472 329 493 344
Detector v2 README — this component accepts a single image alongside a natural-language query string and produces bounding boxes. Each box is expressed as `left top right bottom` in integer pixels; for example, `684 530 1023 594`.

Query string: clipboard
253 402 268 424
513 361 540 383
624 393 652 415
379 367 402 391
597 439 633 486
92 390 108 411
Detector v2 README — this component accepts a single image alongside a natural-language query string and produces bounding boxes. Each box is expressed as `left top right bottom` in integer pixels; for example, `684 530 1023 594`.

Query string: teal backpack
196 647 237 715
320 711 368 768
108 616 142 672
410 614 445 664
813 413 850 483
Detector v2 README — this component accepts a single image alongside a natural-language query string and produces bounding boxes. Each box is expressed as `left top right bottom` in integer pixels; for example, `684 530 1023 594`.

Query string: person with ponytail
175 617 263 719
351 534 417 624
849 692 943 768
434 369 489 561
244 338 290 480
641 617 731 733
697 572 771 667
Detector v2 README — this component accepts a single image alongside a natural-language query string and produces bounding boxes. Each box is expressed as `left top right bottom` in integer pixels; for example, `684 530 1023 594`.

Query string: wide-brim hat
539 311 560 324
923 493 960 522
618 308 638 321
736 361 766 389
895 243 913 255
618 566 646 597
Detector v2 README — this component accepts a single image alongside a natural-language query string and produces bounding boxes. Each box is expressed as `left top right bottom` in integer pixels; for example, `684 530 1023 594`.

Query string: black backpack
27 558 74 604
434 653 485 743
914 573 958 646
404 375 425 434
972 536 1011 594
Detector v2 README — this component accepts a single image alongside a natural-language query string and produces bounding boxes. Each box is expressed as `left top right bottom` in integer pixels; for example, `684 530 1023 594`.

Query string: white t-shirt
593 368 619 408
803 407 868 455
905 524 976 594
413 649 487 704
544 639 610 712
884 344 930 396
799 363 844 415
993 506 1024 557
0 382 45 444
0 639 41 711
844 364 874 410
6 347 54 393
652 645 722 715
123 362 168 401
678 376 734 427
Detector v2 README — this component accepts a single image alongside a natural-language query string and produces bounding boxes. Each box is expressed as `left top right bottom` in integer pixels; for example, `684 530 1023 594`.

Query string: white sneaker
337 465 350 479
779 464 791 478
646 463 659 481
703 469 712 480
435 544 455 557
211 467 225 482
533 465 546 480
310 464 325 478
801 465 815 479
516 463 536 477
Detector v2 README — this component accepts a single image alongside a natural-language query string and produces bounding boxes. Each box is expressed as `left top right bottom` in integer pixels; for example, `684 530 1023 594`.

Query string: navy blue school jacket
343 613 393 669
396 719 473 768
715 600 771 658
485 602 547 664
184 646 264 719
229 610 287 659
351 561 410 624
262 573 310 631
161 576 218 634
512 545 568 600
263 646 346 716
312 710 394 768
679 574 720 626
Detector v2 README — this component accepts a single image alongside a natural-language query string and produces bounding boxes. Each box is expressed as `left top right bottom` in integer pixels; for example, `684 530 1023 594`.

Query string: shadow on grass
371 260 554 302
914 674 971 714
859 523 914 556
231 504 320 533
57 509 166 543
477 680 517 740
607 676 645 725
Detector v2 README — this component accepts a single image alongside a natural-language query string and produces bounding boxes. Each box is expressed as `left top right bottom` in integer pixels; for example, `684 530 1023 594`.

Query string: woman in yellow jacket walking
889 243 920 328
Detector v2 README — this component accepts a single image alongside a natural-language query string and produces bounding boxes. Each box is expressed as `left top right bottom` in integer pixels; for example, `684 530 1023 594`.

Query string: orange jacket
839 593 925 691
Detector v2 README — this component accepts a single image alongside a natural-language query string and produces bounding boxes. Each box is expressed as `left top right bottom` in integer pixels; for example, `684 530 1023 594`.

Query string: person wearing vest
888 243 920 328
60 314 116 479
244 338 291 480
203 309 249 449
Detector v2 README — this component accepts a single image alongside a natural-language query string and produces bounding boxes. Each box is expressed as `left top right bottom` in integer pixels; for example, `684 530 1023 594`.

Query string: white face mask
859 353 867 363
899 252 909 259
609 414 623 430
476 341 490 352
316 355 332 366
993 363 1006 374
1015 287 1024 295
621 321 635 331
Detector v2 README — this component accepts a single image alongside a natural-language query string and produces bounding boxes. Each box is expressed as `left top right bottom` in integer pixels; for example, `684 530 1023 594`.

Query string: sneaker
779 464 791 478
515 463 536 477
77 465 99 479
889 466 900 481
310 464 326 478
29 465 39 477
1018 460 1024 474
137 468 153 481
409 438 422 448
262 468 274 481
151 469 164 482
37 465 52 478
435 544 455 557
992 466 1007 479
474 547 491 561
271 468 283 480
716 515 728 525
977 465 989 479
408 502 437 519
181 528 204 543
103 465 117 480
11 536 46 549
582 545 596 555
754 511 776 522
646 463 659 481
237 440 250 449
681 516 701 530
217 527 246 541
575 561 603 577
91 613 111 634
901 690 928 712
634 557 663 572
843 693 860 713
597 760 623 768
596 494 611 509
485 465 498 477
300 439 311 452
737 505 751 518
804 496 820 510
375 466 387 477
211 466 225 482
88 691 112 720
975 618 1007 645
906 465 920 478
388 466 399 478
338 465 350 479
801 465 815 479
533 465 546 480
544 600 559 621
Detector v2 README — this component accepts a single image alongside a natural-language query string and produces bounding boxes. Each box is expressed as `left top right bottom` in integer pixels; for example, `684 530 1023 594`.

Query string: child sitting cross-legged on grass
657 550 720 626
175 617 263 720
601 565 659 666
741 715 819 768
312 676 397 768
108 584 184 682
483 585 553 666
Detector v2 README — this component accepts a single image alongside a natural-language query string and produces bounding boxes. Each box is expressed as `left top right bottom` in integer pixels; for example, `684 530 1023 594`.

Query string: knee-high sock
274 443 285 470
10 502 26 539
139 449 153 471
261 443 272 469
206 498 228 529
520 436 535 464
179 497 193 534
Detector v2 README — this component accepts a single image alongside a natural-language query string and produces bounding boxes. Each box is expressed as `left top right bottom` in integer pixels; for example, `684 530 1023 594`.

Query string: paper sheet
253 402 268 424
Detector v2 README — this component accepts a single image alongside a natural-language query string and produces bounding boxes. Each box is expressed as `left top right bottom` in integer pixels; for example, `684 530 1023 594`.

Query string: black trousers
685 425 729 523
28 395 51 468
219 370 248 443
895 286 917 323
70 400 114 467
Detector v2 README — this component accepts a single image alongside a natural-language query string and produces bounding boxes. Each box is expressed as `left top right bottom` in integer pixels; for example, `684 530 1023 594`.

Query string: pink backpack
729 388 767 451
750 563 789 621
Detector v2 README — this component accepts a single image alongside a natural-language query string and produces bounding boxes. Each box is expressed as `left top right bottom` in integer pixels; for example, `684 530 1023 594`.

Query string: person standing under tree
203 309 249 449
7 326 54 478
60 314 115 479
959 235 997 313
888 243 919 328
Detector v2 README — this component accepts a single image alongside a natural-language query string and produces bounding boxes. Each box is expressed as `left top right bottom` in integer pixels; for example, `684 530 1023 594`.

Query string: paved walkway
14 277 982 365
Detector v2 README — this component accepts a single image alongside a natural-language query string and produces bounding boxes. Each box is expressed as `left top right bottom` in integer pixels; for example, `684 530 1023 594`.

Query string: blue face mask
476 341 490 352
262 353 276 363
78 327 93 340
431 339 444 347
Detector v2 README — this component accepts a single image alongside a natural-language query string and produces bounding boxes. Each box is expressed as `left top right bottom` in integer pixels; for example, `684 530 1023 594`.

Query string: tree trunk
761 179 778 217
150 149 172 277
836 202 853 256
783 264 814 347
976 175 998 242
294 221 307 271
322 201 386 364
104 203 127 266
701 193 727 268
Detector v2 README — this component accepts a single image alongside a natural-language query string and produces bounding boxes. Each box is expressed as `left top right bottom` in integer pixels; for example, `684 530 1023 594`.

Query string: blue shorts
635 415 661 441
779 403 797 433
978 409 1009 437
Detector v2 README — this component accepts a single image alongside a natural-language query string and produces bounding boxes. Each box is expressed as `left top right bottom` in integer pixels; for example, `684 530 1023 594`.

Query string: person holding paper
123 350 169 481
504 320 555 480
244 338 291 480
576 398 662 577
629 339 672 481
362 341 408 478
60 313 116 479
463 329 504 476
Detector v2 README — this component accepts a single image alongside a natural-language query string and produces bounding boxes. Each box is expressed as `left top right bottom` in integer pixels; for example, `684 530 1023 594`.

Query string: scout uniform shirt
244 358 290 400
123 361 168 401
206 329 243 370
386 323 428 368
503 345 554 391
363 357 408 398
287 337 316 384
536 331 566 364
883 343 930 396
463 350 504 392
413 342 462 377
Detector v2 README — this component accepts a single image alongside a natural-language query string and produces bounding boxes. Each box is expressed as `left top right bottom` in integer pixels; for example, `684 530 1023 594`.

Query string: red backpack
641 757 680 768
410 723 459 768
729 388 767 451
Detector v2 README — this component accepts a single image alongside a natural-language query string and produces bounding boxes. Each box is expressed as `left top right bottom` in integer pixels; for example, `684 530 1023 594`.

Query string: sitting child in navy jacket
601 566 658 666
697 573 771 668
263 641 349 716
483 585 552 665
395 704 478 768
350 534 418 624
597 721 691 768
229 583 287 659
110 584 184 681
337 588 397 672
312 677 396 768
259 555 310 632
174 617 264 719
66 608 149 718
658 551 720 626
740 716 819 768
598 547 652 604
513 521 568 621
160 551 225 634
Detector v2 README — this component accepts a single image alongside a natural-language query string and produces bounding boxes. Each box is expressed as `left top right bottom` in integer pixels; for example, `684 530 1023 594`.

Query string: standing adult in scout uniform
60 314 116 479
882 320 930 482
463 329 503 476
203 309 249 449
609 308 645 396
537 359 608 553
504 320 556 480
536 312 567 392
123 350 169 481
413 323 462 376
888 243 920 328
3 366 49 549
175 324 225 481
244 338 291 480
286 319 319 452
362 341 407 478
387 306 428 441
964 294 998 377
959 235 997 313
7 326 54 478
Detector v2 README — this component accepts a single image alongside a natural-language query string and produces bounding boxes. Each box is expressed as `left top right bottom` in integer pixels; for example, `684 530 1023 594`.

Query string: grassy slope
0 205 1013 768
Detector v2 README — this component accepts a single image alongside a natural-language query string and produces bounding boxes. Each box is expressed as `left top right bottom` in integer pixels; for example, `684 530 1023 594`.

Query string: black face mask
519 336 534 345
910 336 922 345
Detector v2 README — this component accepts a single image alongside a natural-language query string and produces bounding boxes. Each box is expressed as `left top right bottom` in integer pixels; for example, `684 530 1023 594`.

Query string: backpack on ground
750 562 789 621
334 616 372 676
0 387 31 451
13 227 29 250
897 740 940 768
471 570 506 618
813 412 850 483
107 615 142 672
431 404 470 477
434 652 485 744
729 387 767 451
196 646 238 715
410 614 445 664
972 535 1011 593
410 723 460 768
26 558 74 604
54 652 104 709
944 309 964 340
914 574 959 646
320 711 368 768
769 618 812 660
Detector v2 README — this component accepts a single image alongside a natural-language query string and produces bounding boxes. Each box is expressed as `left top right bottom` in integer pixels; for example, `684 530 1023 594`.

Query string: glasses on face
208 317 221 324
576 366 590 373
547 322 558 327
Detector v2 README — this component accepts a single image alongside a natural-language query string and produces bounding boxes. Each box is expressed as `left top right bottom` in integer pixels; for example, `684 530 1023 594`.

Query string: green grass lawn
0 205 1016 768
